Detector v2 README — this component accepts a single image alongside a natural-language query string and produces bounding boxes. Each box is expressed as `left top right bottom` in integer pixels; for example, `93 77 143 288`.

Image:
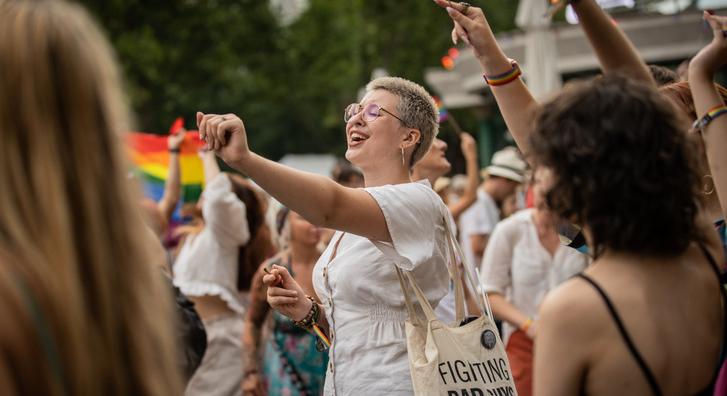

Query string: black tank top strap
574 273 663 396
696 242 727 395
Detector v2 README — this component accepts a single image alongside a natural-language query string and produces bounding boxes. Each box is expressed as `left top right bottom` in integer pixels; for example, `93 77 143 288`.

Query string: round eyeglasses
344 103 407 125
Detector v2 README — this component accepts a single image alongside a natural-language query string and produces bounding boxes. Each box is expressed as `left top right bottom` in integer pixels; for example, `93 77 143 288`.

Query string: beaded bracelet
293 295 319 328
483 60 522 87
692 104 727 132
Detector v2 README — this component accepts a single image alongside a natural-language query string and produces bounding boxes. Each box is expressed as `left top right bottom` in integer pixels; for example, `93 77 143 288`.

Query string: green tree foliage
80 0 518 159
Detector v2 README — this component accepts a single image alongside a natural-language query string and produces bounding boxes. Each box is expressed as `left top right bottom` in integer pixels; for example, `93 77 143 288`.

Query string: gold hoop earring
401 147 406 167
704 174 715 195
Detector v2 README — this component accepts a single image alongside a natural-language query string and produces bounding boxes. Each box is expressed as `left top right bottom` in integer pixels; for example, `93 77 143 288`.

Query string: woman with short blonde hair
198 76 450 394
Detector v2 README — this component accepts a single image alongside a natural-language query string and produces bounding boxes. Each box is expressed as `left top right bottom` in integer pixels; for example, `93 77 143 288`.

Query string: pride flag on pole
126 120 207 220
434 96 449 123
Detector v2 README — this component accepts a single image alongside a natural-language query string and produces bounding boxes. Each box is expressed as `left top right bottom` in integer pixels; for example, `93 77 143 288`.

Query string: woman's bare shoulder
539 275 608 334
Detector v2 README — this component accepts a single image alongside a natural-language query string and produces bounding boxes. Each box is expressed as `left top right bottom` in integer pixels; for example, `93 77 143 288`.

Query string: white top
458 189 500 270
480 209 589 341
173 174 250 314
313 180 449 395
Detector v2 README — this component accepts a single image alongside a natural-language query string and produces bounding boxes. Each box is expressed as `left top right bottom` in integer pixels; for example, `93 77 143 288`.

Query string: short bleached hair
366 77 438 166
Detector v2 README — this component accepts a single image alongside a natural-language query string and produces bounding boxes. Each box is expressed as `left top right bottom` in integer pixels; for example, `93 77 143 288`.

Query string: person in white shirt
174 150 273 396
480 169 589 396
459 147 526 270
197 76 449 395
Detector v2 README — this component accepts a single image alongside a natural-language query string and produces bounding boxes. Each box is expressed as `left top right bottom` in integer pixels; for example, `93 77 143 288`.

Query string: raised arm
689 12 727 219
200 149 221 184
157 129 185 224
570 0 654 85
196 112 391 242
448 132 480 221
434 0 539 156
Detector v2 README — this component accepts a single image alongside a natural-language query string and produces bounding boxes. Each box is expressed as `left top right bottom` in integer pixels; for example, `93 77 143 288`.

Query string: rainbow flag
434 96 449 123
126 128 206 220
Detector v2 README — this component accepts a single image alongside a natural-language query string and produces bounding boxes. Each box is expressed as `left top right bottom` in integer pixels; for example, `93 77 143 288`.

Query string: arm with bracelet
689 12 727 220
433 0 655 158
263 265 331 349
434 0 539 156
158 128 186 230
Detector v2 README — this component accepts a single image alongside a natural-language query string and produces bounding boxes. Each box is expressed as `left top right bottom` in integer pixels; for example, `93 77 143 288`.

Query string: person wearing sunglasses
197 77 449 395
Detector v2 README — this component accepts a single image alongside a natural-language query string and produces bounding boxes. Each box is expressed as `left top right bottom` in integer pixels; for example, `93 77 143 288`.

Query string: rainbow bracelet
312 324 331 349
483 60 522 87
693 104 727 131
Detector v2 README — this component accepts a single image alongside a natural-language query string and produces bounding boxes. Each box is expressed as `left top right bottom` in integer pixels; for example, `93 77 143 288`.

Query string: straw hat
482 147 527 183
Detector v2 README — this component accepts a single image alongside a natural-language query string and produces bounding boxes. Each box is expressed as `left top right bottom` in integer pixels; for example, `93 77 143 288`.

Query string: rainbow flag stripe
434 96 449 123
126 131 206 217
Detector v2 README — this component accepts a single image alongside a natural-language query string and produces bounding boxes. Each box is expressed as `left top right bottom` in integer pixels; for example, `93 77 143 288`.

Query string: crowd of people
2 0 727 395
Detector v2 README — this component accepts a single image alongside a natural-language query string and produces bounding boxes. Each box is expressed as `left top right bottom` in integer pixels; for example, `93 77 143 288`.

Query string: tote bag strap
440 211 489 315
394 266 426 327
376 205 492 326
393 266 438 322
443 216 467 324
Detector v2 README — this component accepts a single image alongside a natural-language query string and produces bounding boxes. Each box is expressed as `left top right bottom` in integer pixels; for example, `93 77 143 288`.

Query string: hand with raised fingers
690 12 727 78
459 132 477 161
167 127 186 151
196 111 250 167
432 0 498 61
262 264 312 322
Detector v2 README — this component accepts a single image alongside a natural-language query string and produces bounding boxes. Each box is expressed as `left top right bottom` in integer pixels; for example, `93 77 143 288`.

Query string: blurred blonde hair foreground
0 0 182 394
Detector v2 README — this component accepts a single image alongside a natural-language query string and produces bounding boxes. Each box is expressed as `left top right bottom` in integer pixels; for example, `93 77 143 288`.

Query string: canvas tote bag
377 212 517 396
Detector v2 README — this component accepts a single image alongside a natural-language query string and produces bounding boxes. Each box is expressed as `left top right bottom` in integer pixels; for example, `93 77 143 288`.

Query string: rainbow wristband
312 324 331 349
693 104 727 131
484 60 522 87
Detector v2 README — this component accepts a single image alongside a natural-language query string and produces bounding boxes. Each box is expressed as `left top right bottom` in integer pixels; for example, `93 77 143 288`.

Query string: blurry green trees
80 0 518 159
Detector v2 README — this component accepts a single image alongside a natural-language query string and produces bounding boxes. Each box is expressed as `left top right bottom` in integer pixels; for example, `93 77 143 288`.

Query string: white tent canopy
516 0 562 99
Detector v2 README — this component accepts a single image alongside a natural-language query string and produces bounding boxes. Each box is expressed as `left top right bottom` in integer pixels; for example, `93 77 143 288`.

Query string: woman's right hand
263 264 312 321
690 12 727 78
196 112 251 167
433 0 498 60
241 372 266 396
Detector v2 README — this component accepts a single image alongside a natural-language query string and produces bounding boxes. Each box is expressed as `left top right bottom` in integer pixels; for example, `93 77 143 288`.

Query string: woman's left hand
263 265 311 321
690 12 727 77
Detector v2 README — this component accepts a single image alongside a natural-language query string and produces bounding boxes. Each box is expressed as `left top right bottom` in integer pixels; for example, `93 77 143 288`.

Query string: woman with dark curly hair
529 75 726 395
436 1 727 394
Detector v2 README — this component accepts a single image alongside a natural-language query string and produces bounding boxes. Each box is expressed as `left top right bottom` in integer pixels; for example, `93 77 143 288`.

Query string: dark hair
276 207 291 235
648 65 679 86
229 176 274 291
529 75 702 258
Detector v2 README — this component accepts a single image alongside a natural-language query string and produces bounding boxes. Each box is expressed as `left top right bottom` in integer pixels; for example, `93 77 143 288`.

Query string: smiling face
413 138 451 180
345 89 411 171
